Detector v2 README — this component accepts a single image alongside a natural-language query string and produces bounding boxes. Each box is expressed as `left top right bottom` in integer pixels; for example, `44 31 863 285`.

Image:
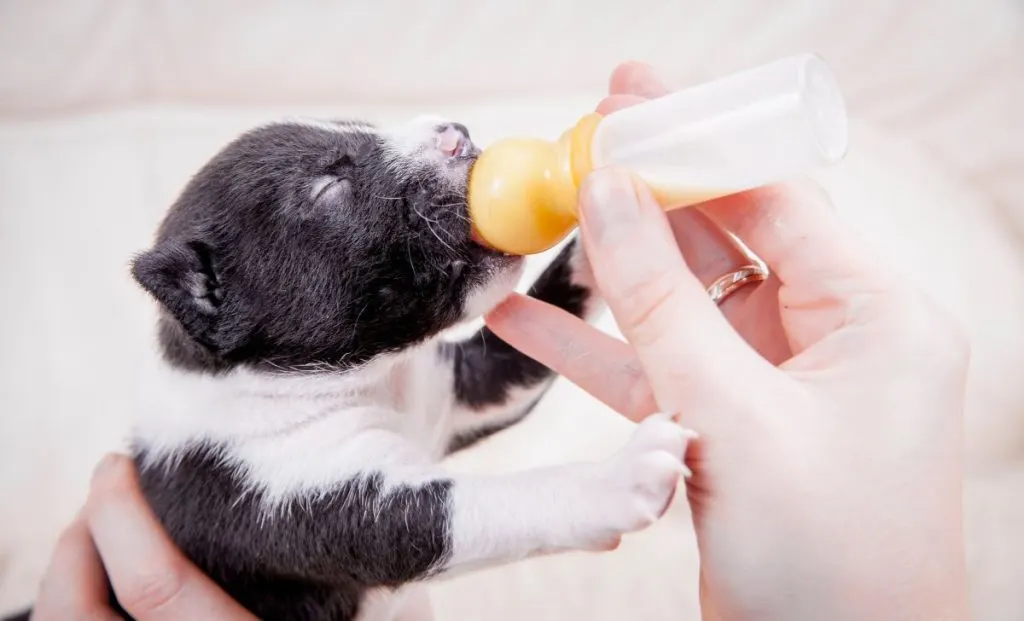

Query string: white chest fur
133 342 456 504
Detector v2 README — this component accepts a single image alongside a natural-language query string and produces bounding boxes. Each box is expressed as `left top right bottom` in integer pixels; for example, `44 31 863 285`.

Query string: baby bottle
467 53 848 255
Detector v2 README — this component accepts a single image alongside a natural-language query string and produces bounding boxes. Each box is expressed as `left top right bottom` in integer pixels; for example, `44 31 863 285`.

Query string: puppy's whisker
425 201 472 227
445 213 471 227
413 205 458 255
406 239 417 279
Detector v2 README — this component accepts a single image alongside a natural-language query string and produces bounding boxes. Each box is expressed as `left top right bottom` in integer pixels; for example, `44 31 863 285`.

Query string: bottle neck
550 112 603 219
464 112 605 255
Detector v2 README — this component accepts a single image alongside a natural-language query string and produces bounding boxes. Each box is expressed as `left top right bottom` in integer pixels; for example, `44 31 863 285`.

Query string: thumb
577 168 759 407
86 455 257 620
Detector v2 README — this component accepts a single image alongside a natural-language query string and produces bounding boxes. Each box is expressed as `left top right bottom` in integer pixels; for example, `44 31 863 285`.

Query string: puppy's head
132 116 523 372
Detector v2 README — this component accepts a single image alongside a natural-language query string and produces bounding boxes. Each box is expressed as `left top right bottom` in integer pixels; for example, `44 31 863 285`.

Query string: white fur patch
134 249 543 512
380 115 472 188
134 345 457 506
278 116 378 135
383 114 450 158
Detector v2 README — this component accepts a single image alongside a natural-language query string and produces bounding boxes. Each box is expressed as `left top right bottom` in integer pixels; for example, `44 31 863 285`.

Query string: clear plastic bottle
468 53 848 255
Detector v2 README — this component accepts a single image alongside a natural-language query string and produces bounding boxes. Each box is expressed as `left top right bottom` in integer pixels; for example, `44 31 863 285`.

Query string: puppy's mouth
437 124 478 161
469 222 522 263
469 226 497 252
449 137 475 159
470 238 521 267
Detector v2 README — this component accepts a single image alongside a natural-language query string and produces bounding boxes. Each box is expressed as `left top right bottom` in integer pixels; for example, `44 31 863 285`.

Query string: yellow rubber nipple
468 113 603 256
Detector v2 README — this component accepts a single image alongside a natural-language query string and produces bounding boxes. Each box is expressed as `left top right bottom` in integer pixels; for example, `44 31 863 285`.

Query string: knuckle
622 368 658 420
117 564 185 615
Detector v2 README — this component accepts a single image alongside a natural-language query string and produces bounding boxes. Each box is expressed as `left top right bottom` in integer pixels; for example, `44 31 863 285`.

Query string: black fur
445 241 588 410
132 443 452 621
443 241 591 451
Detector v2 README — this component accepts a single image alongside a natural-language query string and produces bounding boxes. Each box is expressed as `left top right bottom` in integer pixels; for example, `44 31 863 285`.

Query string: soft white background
0 1 1022 619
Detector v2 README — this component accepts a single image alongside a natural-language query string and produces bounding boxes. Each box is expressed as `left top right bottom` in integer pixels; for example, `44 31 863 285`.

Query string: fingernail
580 168 641 244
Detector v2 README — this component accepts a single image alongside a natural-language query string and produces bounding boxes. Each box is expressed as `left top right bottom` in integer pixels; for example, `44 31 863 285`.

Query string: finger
609 61 671 98
699 182 890 292
729 276 793 366
698 570 726 621
665 208 792 363
31 513 121 621
486 293 658 422
86 455 257 621
577 168 766 414
698 182 895 349
596 94 648 115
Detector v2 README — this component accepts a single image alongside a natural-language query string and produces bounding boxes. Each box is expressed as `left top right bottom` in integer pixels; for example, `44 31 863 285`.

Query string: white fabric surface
0 1 1022 620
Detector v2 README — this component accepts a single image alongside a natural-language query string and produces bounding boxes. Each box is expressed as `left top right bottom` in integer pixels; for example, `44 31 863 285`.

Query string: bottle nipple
468 54 848 256
467 114 603 256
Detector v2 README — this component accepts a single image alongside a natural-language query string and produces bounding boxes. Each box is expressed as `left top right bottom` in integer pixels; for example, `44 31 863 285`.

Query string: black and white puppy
11 116 691 621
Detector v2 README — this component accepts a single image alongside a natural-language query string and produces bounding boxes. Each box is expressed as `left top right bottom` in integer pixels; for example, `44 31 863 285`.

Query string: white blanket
1 2 1022 619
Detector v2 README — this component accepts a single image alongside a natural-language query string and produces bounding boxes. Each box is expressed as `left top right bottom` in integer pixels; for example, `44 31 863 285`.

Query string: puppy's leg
442 237 603 451
136 415 690 614
438 413 692 577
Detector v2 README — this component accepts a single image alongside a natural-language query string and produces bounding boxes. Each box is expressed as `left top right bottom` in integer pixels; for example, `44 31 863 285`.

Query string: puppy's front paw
586 413 695 549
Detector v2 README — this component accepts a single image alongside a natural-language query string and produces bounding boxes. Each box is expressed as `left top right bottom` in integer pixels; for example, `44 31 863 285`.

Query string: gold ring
706 264 768 306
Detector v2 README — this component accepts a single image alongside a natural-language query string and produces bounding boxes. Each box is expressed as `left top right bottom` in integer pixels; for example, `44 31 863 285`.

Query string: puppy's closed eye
305 154 359 215
311 175 352 204
324 153 356 177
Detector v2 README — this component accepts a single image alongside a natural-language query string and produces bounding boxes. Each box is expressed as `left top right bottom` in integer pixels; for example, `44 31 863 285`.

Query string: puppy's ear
131 239 247 354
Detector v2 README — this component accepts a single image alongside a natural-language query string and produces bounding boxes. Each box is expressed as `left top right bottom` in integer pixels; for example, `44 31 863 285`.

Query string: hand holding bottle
469 54 847 256
487 62 972 621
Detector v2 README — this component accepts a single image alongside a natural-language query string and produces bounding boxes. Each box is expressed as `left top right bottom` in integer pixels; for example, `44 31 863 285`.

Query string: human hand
486 63 972 621
29 454 255 621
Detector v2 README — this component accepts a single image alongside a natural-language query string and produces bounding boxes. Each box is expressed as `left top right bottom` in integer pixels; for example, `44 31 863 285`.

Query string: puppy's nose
435 123 474 157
